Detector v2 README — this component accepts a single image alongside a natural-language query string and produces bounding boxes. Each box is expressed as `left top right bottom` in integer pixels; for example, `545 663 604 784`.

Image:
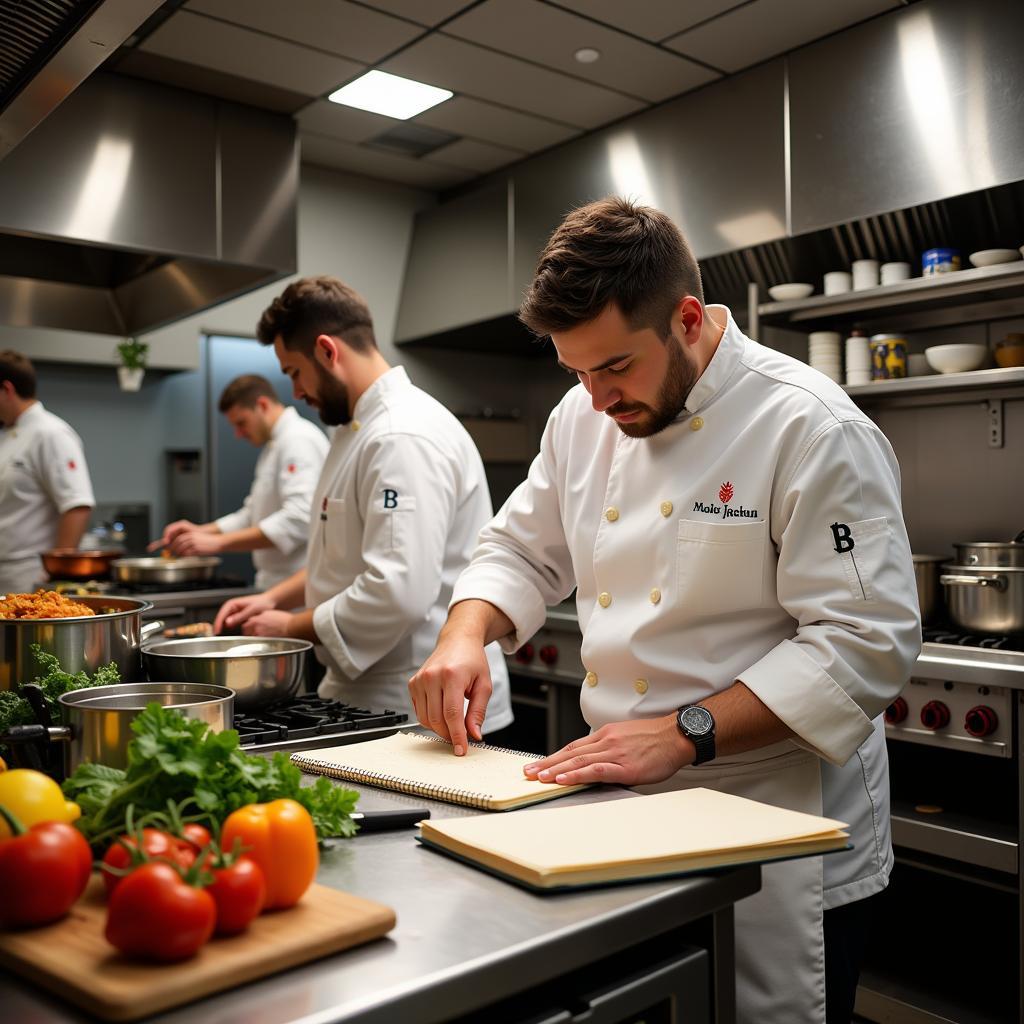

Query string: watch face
680 706 713 736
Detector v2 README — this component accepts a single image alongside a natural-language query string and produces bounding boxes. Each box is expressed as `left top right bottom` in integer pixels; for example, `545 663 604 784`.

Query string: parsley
63 703 359 847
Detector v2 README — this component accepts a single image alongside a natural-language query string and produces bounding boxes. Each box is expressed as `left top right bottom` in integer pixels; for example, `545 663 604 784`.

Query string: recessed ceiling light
574 47 601 64
328 70 453 120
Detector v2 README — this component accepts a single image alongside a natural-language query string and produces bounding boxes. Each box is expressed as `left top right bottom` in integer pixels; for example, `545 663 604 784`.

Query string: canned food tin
922 248 961 276
869 334 908 379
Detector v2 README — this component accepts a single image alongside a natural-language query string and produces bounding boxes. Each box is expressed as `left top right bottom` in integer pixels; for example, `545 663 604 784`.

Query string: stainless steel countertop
0 760 760 1024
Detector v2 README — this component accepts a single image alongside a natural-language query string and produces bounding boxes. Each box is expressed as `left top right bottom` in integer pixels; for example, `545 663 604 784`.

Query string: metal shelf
857 970 1011 1024
890 799 1018 874
842 365 1024 399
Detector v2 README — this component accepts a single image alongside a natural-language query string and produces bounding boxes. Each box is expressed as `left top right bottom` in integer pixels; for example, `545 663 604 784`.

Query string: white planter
117 366 145 391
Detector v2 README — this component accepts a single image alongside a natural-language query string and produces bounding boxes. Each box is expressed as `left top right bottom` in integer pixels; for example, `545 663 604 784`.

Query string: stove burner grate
234 694 407 747
923 626 1024 652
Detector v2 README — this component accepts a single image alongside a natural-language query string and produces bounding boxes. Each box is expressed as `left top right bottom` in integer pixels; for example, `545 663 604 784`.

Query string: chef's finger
523 735 599 776
545 761 625 787
464 672 492 743
146 538 166 553
423 670 454 746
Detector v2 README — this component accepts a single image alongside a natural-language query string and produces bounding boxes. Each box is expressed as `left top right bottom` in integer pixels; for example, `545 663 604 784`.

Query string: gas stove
234 694 408 753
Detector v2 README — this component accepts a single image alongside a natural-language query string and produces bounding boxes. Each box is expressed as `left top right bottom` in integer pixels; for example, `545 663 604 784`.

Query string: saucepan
40 548 123 580
912 554 946 625
110 556 221 585
939 564 1024 635
953 529 1024 568
141 636 312 712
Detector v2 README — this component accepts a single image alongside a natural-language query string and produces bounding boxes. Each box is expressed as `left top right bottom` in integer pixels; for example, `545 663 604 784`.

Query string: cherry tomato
207 856 266 935
101 828 195 896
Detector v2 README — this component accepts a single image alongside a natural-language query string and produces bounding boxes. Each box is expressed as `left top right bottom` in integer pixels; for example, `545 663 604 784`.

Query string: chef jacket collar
6 399 45 433
270 404 298 441
682 305 743 417
350 365 410 424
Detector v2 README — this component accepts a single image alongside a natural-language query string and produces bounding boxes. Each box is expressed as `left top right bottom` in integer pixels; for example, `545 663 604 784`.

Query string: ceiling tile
301 131 473 188
382 32 644 129
664 0 899 73
426 137 525 173
356 1 476 27
140 10 364 96
416 95 580 151
549 0 749 43
297 99 399 142
445 0 717 103
184 0 422 63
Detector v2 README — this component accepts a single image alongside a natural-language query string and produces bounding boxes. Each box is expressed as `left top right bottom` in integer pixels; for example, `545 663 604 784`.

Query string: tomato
101 828 195 896
105 862 216 961
207 856 265 935
181 823 212 853
0 806 92 928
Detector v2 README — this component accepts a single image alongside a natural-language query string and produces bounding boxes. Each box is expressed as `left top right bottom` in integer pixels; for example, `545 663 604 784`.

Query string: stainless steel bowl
142 636 312 711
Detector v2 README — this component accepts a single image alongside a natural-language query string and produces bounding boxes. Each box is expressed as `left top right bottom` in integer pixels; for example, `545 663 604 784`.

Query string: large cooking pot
111 556 220 585
0 596 158 692
912 555 946 625
939 563 1024 634
2 682 233 775
953 530 1024 567
40 548 122 580
142 636 312 711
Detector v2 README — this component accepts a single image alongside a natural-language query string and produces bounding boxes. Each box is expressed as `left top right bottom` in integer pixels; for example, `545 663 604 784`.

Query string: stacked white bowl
844 332 872 385
809 331 842 383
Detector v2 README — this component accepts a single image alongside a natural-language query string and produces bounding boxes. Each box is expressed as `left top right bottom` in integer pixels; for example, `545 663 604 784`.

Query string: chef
214 276 513 732
0 350 95 594
152 374 328 590
410 199 920 1024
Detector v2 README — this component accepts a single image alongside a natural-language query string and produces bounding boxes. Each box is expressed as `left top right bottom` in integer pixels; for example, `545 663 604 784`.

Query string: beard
310 364 351 426
610 339 699 438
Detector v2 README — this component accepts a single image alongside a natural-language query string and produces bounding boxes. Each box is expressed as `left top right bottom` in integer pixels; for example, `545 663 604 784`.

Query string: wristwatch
676 705 716 765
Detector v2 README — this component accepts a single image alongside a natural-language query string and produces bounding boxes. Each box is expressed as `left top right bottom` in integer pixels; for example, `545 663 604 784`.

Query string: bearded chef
214 276 513 734
410 199 920 1024
0 350 95 593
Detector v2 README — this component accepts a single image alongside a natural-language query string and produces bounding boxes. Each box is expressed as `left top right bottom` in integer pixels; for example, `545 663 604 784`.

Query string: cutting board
0 875 396 1021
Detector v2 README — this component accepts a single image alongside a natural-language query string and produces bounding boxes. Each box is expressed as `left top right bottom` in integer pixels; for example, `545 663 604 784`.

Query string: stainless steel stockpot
912 555 946 625
953 531 1024 567
142 636 312 712
939 563 1024 635
0 596 157 692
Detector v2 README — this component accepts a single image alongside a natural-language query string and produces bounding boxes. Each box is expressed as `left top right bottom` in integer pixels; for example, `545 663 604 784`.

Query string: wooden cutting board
0 875 396 1021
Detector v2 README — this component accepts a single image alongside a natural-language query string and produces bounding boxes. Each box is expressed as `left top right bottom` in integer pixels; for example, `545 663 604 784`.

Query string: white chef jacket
451 307 920 1021
0 402 95 593
307 366 512 731
216 407 328 590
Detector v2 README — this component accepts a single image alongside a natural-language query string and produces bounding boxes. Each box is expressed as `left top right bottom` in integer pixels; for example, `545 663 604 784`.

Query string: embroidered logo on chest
692 480 759 519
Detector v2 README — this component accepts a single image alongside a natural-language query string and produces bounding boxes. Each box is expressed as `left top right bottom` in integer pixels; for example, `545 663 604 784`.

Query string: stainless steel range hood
0 73 297 336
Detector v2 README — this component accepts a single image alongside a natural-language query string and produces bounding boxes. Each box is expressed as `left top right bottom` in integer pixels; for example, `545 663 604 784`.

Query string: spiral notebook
290 731 590 811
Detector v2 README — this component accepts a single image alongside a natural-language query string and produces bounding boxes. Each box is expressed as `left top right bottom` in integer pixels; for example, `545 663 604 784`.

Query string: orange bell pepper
220 799 317 909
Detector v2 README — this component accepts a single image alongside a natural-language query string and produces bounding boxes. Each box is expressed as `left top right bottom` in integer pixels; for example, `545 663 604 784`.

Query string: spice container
870 334 908 379
922 248 960 276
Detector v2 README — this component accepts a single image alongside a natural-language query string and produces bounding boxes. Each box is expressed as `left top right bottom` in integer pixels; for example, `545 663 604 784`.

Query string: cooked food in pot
0 589 97 619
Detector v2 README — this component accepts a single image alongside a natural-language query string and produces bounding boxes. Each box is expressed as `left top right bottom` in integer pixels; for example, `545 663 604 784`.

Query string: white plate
768 283 814 301
968 249 1020 268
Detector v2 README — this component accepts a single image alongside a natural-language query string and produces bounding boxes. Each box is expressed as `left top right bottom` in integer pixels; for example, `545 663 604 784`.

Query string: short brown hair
519 196 703 339
0 350 36 398
218 374 280 413
256 276 376 355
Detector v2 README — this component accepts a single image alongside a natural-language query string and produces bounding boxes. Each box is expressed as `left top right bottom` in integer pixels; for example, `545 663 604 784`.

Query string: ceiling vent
365 122 459 159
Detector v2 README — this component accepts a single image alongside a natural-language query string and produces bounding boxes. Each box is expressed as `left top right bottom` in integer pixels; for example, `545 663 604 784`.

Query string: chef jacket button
660 501 673 518
585 671 598 687
605 507 619 522
598 591 612 608
351 420 361 431
690 416 704 431
633 678 648 695
649 588 662 605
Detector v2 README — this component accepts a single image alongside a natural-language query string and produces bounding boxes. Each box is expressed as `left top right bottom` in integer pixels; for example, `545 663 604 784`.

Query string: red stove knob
920 701 950 730
538 644 558 666
514 643 535 664
964 705 998 738
885 698 909 725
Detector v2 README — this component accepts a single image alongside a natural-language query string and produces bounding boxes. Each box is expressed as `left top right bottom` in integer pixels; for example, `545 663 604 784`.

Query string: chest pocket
321 498 348 564
677 518 767 618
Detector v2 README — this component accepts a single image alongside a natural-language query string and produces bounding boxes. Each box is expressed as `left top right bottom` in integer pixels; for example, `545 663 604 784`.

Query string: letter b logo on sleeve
830 522 855 553
382 488 398 509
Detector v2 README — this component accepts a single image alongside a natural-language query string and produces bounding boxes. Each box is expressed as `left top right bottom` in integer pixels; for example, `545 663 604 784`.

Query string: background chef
410 199 921 1024
152 374 328 591
215 276 513 734
0 350 95 594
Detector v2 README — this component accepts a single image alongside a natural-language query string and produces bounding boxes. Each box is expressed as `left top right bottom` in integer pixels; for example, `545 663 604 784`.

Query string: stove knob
514 643 535 664
964 705 998 738
884 698 909 725
920 700 950 730
538 644 559 666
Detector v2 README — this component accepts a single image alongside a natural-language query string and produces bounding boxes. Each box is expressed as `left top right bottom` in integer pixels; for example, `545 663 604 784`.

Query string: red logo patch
67 459 76 470
322 497 328 511
718 481 734 504
287 463 296 473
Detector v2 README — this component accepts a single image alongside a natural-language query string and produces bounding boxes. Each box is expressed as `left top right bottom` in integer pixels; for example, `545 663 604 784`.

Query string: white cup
881 261 911 286
852 259 880 290
824 271 852 296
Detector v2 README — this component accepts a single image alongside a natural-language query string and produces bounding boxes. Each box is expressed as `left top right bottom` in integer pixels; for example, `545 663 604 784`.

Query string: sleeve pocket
836 516 891 601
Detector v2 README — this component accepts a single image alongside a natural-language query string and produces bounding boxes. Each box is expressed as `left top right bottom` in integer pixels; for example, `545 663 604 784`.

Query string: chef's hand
408 635 492 755
241 610 294 637
168 528 223 557
148 519 195 551
215 593 274 634
523 716 692 787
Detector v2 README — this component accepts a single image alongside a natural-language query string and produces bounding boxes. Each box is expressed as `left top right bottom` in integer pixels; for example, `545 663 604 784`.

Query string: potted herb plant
115 338 148 391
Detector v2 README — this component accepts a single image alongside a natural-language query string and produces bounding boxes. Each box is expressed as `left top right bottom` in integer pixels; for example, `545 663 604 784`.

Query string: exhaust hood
0 72 297 336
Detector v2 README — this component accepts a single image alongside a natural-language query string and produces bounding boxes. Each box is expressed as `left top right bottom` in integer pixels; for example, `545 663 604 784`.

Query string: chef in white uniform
0 350 95 593
153 375 328 591
410 199 920 1024
214 276 512 732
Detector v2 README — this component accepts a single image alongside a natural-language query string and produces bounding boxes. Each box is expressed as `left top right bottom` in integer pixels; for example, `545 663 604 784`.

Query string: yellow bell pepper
0 769 81 839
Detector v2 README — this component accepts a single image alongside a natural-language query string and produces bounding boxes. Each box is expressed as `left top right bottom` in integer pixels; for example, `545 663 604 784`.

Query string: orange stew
0 590 96 619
